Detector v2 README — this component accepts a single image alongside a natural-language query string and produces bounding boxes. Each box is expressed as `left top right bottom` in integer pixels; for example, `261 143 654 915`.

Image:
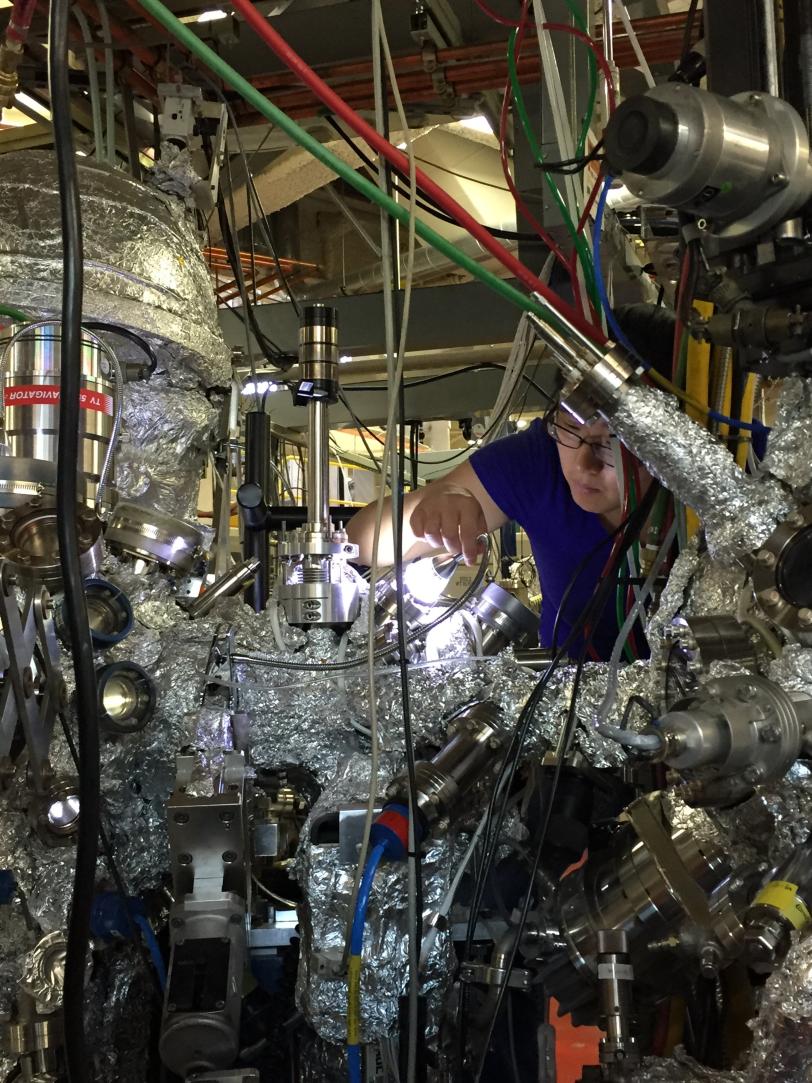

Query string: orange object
551 998 601 1083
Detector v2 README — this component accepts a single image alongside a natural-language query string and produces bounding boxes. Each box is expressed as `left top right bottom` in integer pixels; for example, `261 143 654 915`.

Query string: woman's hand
409 483 488 565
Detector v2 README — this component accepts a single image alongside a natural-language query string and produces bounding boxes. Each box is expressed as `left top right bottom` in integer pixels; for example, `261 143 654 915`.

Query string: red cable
228 0 606 345
472 0 521 28
6 0 37 44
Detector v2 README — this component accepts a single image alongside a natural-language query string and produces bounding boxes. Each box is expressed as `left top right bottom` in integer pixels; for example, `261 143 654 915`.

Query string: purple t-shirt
470 419 619 659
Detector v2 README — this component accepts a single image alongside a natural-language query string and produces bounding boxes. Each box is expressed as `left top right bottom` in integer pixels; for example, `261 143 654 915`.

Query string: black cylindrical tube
243 410 271 611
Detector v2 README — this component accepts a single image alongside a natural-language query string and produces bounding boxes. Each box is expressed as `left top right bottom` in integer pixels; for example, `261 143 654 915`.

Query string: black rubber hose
49 1 101 1079
81 322 158 376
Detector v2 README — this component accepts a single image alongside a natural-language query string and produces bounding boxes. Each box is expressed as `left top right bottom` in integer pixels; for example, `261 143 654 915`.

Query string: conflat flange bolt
764 590 781 606
757 549 776 567
799 608 812 627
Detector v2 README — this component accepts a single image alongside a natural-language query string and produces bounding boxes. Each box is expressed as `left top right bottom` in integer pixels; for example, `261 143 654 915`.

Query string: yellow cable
736 373 757 469
347 954 362 1046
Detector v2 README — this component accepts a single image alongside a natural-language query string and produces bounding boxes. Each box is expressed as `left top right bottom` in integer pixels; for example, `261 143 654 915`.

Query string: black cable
620 694 658 730
180 56 304 318
325 116 551 245
49 0 100 1077
336 389 384 472
58 714 162 995
81 322 158 376
456 487 657 1073
680 0 702 64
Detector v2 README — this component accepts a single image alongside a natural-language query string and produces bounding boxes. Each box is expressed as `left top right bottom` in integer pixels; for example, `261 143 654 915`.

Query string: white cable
376 8 420 1079
269 600 289 653
341 0 418 994
97 0 116 166
616 2 655 87
419 807 489 974
595 519 677 751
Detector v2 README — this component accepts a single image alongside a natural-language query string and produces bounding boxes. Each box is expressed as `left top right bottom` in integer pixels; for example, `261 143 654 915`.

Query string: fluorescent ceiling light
458 114 493 136
197 8 228 20
15 92 52 121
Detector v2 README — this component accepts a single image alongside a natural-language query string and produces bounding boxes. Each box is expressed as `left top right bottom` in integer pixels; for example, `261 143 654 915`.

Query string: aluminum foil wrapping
611 385 792 562
296 1033 348 1083
746 934 812 1082
0 899 37 1016
116 377 219 519
85 946 155 1083
0 152 230 387
631 1047 744 1082
760 377 812 497
295 752 455 1044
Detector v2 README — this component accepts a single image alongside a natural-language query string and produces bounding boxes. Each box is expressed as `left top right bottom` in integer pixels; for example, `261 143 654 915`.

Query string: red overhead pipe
227 0 608 343
5 0 38 47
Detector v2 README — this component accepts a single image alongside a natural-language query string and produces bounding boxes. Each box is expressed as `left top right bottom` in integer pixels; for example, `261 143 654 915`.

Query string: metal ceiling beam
219 279 537 358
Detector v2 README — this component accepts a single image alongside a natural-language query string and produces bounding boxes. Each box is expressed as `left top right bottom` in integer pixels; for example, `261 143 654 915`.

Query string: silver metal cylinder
307 398 329 531
471 581 538 655
187 558 260 619
0 322 116 509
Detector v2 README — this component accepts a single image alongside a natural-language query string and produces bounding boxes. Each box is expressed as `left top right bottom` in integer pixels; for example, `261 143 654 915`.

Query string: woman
347 305 673 660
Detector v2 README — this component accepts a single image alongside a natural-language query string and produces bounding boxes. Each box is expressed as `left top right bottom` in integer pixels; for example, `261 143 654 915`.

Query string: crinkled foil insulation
746 934 812 1082
612 385 792 561
631 1047 744 1082
761 377 812 498
0 151 230 388
117 377 219 519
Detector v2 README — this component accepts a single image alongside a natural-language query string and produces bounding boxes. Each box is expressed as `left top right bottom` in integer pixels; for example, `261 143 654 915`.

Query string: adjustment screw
756 549 776 567
771 172 788 186
799 608 812 627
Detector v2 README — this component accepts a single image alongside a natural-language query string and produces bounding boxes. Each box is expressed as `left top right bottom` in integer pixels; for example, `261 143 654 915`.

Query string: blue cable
350 843 387 955
134 915 167 990
347 843 386 1083
593 173 769 437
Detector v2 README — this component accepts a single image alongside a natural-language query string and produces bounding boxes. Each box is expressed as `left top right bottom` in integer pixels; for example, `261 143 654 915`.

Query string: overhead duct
0 152 230 387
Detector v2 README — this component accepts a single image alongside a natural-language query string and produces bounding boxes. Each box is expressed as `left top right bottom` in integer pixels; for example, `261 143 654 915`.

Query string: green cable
507 29 598 310
0 303 31 323
138 0 572 337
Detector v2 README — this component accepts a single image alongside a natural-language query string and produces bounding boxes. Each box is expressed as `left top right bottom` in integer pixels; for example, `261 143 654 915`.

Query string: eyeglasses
546 417 616 468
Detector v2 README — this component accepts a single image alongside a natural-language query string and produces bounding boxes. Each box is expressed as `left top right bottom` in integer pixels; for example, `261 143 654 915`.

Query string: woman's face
552 412 651 523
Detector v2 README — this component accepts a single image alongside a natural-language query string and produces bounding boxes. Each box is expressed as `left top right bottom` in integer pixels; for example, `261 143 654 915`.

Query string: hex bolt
173 812 190 825
764 589 781 606
219 810 235 823
177 852 192 865
756 549 776 567
737 684 756 702
771 172 788 186
799 608 812 627
222 850 238 863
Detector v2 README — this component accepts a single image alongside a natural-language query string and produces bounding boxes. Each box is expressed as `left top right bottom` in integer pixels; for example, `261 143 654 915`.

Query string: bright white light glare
338 354 352 364
197 8 228 20
14 92 51 120
242 379 279 396
458 114 493 136
516 418 528 429
402 554 457 606
396 141 408 150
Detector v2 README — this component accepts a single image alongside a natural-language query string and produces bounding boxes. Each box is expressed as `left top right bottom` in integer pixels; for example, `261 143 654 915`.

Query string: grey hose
93 341 124 520
72 6 104 161
233 535 492 673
